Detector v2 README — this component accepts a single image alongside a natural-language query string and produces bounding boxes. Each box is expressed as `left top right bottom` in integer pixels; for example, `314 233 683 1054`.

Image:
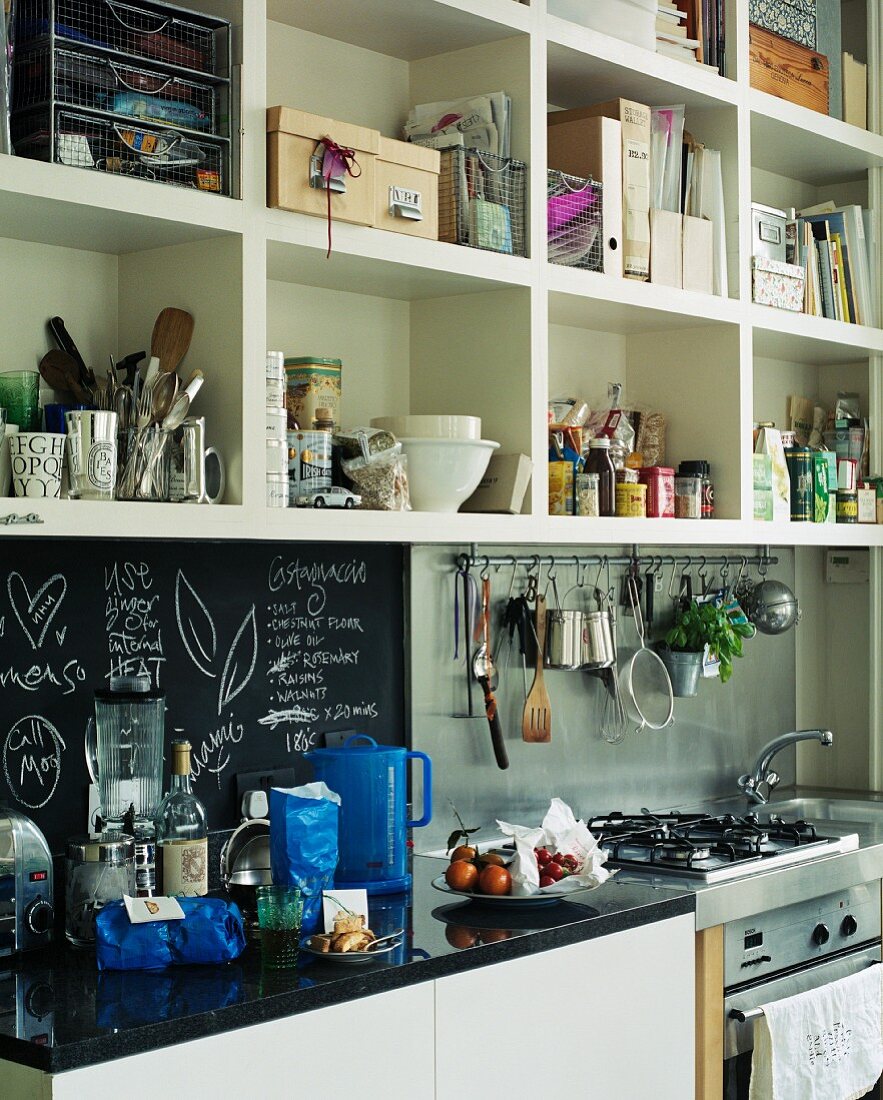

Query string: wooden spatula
148 308 194 376
522 594 551 742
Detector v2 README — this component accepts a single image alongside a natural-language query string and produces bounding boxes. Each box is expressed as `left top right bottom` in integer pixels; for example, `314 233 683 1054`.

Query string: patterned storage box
749 0 815 49
752 256 805 312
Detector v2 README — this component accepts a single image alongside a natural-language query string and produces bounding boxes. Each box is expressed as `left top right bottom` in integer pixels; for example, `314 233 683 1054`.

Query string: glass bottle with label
586 437 616 517
154 740 208 897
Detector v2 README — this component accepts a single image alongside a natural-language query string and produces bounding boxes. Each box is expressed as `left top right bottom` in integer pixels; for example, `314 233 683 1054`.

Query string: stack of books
787 203 876 327
657 1 726 76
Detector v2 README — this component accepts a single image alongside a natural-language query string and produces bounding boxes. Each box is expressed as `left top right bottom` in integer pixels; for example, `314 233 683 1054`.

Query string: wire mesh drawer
438 146 527 257
14 0 227 77
547 170 603 272
14 45 220 133
12 107 228 193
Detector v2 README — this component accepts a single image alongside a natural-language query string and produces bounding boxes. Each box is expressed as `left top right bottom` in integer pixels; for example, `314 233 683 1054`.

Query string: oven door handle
729 959 880 1023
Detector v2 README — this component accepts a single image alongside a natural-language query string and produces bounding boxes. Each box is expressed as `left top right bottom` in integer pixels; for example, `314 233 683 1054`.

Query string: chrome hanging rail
455 544 778 573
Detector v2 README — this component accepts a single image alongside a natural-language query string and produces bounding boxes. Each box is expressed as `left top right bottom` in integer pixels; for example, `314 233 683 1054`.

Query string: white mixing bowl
370 415 481 440
400 437 499 512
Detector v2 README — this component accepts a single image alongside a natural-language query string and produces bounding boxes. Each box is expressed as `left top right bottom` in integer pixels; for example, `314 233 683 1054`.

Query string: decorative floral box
749 0 815 50
752 256 805 312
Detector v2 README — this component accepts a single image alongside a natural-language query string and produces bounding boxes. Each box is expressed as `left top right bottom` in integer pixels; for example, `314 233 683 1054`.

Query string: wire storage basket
547 170 603 271
438 146 528 257
13 45 222 133
12 107 226 192
14 0 229 77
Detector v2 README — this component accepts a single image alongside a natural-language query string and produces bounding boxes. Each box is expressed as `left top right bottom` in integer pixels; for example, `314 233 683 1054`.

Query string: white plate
431 875 571 907
302 941 402 965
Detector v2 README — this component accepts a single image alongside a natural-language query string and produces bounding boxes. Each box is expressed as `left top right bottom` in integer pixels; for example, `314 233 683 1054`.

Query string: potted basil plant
660 599 754 697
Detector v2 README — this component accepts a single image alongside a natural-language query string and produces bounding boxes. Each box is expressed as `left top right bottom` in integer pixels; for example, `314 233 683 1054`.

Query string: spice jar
674 475 702 519
586 438 616 517
576 471 600 517
836 489 858 524
638 466 675 518
678 460 714 519
65 831 135 946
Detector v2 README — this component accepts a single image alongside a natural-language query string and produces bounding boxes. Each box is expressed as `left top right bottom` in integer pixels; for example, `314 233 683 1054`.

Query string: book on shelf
657 19 687 35
672 0 725 75
790 204 875 327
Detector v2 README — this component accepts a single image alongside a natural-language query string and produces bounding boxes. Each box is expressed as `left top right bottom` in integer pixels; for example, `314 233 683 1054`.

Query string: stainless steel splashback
409 544 797 852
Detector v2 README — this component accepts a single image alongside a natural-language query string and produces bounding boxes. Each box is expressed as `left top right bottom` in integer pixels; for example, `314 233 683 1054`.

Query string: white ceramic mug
9 432 65 498
66 411 118 500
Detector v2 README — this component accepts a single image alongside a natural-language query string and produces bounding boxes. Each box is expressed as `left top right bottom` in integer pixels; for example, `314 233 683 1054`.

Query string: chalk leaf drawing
56 627 66 646
7 573 67 650
175 570 217 678
218 606 257 715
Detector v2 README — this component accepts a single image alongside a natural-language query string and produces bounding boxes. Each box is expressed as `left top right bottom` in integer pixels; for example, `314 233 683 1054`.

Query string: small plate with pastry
304 912 403 965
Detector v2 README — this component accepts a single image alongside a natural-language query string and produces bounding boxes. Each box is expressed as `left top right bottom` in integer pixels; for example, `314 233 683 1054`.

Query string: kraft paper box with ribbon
374 136 440 241
267 106 380 229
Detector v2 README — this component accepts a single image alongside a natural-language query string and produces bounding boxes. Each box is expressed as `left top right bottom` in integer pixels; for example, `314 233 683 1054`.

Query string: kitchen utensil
183 368 204 403
523 594 552 742
147 307 195 377
117 374 155 499
597 597 628 745
473 576 509 770
220 811 271 938
745 578 800 635
305 734 432 894
366 928 405 949
65 831 135 946
114 351 145 387
0 370 41 430
452 568 479 718
0 809 54 956
85 674 165 831
622 575 674 734
48 316 94 388
38 351 81 398
544 580 584 671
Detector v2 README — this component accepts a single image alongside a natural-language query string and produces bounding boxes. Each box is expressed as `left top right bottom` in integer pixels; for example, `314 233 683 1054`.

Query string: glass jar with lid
65 831 135 946
585 438 616 517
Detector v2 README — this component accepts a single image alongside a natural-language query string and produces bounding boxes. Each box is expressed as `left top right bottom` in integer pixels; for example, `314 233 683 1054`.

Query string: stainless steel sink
762 797 883 824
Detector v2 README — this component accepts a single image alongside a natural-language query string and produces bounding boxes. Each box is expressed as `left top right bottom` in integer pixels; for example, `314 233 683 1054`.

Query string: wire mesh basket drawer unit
438 147 528 257
547 169 603 271
14 0 230 77
13 45 223 133
12 107 226 192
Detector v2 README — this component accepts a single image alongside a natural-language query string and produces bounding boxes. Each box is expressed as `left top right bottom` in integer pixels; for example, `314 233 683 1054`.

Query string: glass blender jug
85 675 165 832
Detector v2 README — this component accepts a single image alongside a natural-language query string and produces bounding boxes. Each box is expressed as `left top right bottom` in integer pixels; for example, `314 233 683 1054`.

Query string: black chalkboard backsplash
0 540 406 850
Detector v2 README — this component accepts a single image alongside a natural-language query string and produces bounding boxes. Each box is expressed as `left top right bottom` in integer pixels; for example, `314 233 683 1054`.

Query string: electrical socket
235 767 297 814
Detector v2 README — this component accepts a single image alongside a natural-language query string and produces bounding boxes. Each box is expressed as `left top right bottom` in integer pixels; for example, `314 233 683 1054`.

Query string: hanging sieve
622 575 674 734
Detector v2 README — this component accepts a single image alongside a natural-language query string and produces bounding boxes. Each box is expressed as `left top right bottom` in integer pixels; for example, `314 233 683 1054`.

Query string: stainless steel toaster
0 808 54 955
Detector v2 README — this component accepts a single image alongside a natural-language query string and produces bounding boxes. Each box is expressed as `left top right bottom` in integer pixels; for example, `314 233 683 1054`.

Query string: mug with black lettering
8 432 65 498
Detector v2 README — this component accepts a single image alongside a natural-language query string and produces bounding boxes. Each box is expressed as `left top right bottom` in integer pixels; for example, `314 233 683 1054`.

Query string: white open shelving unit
0 0 881 548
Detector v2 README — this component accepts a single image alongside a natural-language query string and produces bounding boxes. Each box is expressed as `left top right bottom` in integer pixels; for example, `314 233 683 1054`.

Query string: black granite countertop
0 855 693 1074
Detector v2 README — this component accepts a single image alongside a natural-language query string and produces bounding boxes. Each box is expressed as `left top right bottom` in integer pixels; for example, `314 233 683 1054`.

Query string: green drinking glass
0 372 40 432
256 885 303 969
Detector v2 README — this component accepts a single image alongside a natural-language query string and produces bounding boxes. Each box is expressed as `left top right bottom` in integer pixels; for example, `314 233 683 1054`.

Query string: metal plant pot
658 647 702 697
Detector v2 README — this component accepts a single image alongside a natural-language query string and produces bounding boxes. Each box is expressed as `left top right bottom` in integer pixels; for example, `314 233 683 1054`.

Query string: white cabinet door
435 914 695 1100
48 981 435 1100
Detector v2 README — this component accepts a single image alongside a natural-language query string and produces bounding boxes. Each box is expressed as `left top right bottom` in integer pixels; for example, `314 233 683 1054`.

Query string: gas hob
587 811 860 884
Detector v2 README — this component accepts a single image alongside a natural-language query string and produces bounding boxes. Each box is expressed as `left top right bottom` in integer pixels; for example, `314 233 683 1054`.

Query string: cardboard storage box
752 256 805 312
461 453 533 514
749 1 815 49
749 25 829 115
267 106 379 225
373 137 440 240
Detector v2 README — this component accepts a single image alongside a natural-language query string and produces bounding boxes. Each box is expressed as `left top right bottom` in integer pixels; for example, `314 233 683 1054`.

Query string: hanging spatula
522 595 551 742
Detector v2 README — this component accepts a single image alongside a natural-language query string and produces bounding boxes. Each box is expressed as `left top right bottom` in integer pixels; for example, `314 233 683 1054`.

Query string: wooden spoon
39 350 91 404
522 595 552 742
150 308 194 375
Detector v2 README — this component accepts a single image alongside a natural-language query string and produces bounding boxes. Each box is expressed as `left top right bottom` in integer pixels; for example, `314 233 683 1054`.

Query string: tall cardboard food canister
285 357 342 431
373 137 440 240
267 106 380 225
548 99 651 280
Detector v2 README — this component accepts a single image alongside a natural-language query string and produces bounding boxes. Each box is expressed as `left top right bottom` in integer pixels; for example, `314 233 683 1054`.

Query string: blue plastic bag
270 783 340 934
96 966 243 1028
95 897 246 971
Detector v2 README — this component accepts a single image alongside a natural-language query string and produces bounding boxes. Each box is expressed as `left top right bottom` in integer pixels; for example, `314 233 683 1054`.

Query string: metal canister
836 489 858 523
615 482 647 518
785 446 813 522
287 430 332 503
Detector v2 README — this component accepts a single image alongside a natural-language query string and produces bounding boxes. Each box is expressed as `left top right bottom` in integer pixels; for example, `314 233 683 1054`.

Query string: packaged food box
548 461 574 516
858 484 877 523
813 451 837 524
754 427 790 520
753 453 773 522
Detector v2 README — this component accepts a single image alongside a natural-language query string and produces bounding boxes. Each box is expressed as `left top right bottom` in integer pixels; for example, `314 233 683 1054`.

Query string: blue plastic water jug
306 734 432 894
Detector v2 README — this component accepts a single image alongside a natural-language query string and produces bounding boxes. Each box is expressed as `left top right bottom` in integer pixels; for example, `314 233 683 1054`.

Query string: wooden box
373 137 440 240
749 25 829 115
267 106 379 225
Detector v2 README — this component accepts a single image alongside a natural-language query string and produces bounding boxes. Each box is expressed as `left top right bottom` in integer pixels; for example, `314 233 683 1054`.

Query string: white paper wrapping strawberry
497 798 614 896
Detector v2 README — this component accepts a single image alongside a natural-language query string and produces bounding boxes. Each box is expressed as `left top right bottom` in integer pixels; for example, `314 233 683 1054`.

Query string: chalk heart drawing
7 573 67 650
56 627 67 646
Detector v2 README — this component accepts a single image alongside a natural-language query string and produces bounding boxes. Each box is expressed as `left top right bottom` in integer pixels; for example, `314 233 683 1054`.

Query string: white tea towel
750 963 883 1100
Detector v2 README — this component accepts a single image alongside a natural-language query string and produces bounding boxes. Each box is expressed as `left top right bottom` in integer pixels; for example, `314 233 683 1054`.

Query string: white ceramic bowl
399 437 499 512
369 415 481 441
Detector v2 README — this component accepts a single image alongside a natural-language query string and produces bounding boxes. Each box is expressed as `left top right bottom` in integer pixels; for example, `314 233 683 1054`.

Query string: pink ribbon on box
316 136 361 258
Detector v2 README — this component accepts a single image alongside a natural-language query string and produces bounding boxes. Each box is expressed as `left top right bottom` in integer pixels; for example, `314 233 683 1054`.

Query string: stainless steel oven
722 883 882 1100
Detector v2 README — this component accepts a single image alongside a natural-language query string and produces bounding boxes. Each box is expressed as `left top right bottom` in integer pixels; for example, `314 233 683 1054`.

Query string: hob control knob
812 923 830 946
25 899 52 936
841 915 858 938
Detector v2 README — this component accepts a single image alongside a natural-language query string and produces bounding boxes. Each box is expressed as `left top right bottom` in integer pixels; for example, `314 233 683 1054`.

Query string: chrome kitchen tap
738 729 834 805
